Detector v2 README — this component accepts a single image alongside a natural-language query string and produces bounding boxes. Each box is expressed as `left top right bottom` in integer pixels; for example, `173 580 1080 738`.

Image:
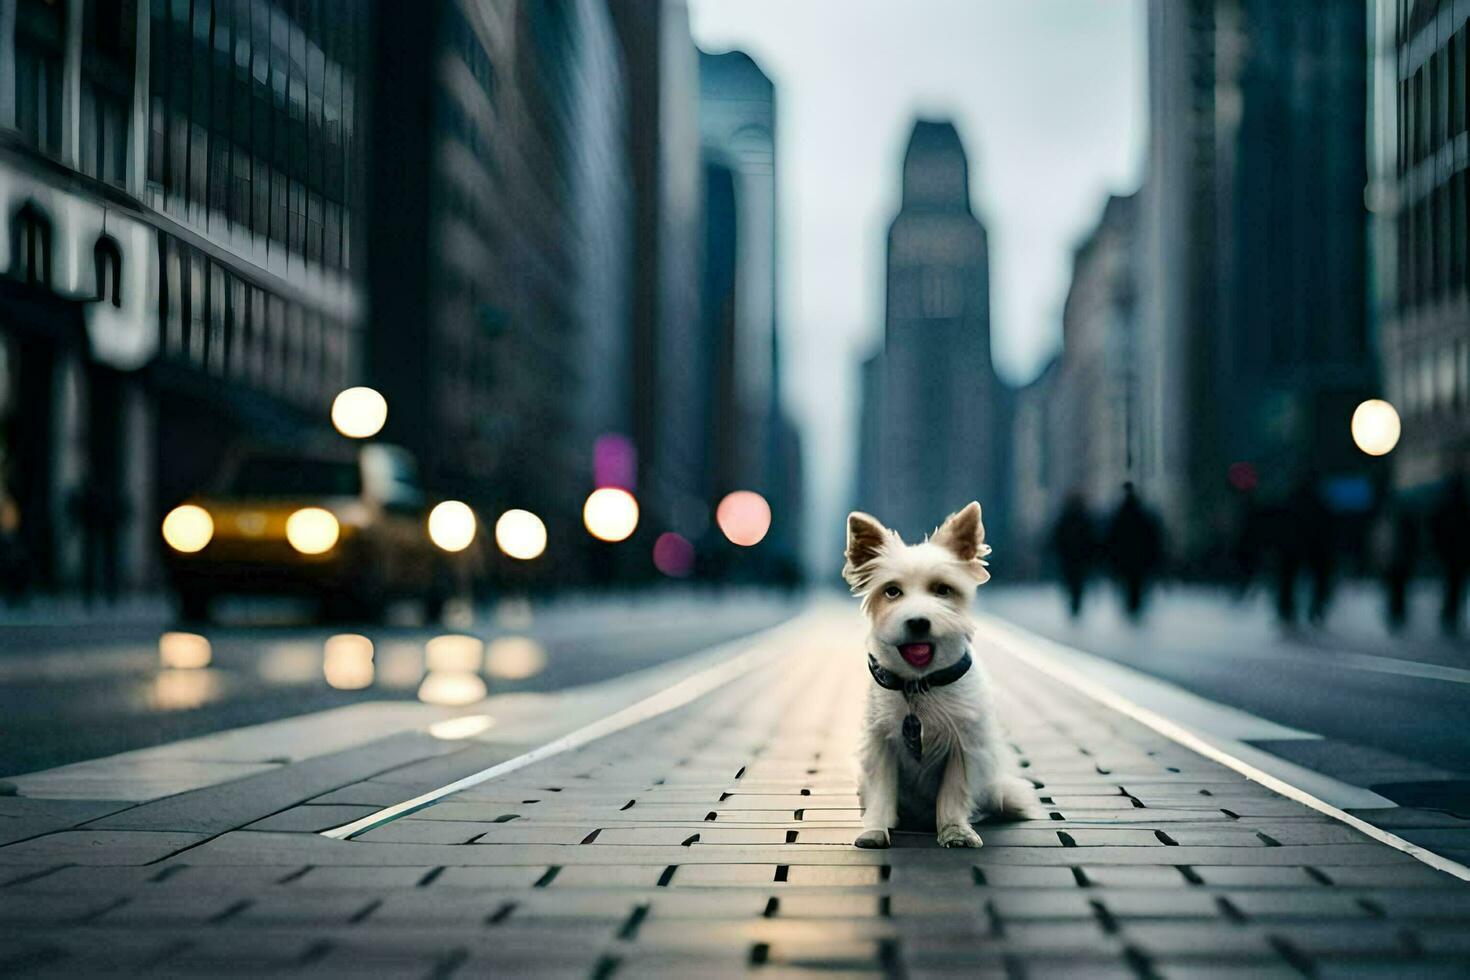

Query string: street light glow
331 386 388 439
159 631 212 669
1351 399 1401 456
485 636 547 679
323 634 374 690
417 671 487 706
426 634 484 672
428 714 496 740
583 487 639 542
285 507 340 554
162 504 214 553
428 500 477 552
495 509 547 560
716 491 772 547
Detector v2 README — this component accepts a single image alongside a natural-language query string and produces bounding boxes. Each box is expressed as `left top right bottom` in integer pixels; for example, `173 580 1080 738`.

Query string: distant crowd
1047 477 1470 635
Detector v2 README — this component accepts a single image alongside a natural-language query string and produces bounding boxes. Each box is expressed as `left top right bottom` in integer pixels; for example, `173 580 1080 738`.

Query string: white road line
980 614 1470 883
319 611 826 841
1328 650 1470 685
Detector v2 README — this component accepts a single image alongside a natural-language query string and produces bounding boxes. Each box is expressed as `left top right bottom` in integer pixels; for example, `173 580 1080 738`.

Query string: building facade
1008 356 1060 579
609 0 703 547
1371 0 1470 499
695 48 802 579
1 0 366 595
365 0 632 582
1143 0 1373 562
1054 193 1153 513
858 119 1010 550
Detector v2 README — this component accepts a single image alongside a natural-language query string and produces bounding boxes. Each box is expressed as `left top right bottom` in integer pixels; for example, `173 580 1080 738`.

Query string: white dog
843 502 1036 848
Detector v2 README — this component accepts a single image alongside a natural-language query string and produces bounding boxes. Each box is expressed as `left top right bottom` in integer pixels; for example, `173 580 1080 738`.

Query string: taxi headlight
285 507 340 555
428 500 477 552
162 505 214 553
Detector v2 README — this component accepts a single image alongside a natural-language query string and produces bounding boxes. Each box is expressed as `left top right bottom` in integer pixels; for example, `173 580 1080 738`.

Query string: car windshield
227 456 361 498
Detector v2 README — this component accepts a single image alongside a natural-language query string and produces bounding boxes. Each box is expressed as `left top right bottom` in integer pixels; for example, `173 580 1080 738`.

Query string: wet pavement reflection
0 593 799 777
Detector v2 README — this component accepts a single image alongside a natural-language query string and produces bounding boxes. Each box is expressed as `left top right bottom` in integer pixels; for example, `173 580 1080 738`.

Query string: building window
1452 29 1467 138
14 0 65 158
1453 173 1467 293
9 204 53 287
80 0 137 188
94 237 123 306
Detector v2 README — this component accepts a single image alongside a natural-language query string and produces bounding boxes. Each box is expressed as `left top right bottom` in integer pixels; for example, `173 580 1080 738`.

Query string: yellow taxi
161 444 473 621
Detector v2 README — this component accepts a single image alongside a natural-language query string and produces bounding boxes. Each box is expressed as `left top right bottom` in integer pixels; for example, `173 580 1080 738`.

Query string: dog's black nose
906 617 930 637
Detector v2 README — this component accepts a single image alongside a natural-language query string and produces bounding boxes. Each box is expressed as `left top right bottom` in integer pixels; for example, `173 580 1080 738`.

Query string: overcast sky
685 0 1147 570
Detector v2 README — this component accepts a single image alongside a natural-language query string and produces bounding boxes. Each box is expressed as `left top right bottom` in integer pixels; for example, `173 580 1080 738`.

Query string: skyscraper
1143 0 1372 560
1055 193 1151 511
698 50 778 497
610 0 704 540
365 0 633 579
1370 0 1470 496
859 119 1009 548
696 48 802 578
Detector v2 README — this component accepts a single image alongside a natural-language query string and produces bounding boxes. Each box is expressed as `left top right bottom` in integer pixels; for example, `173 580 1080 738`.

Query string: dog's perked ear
932 501 992 582
843 511 891 591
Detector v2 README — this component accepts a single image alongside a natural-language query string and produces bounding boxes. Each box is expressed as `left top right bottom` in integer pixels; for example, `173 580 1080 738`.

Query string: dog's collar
867 649 972 695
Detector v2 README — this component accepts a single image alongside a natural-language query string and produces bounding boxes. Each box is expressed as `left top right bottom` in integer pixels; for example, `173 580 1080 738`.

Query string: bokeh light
374 641 426 688
653 532 696 577
162 504 213 553
417 671 487 706
1227 461 1259 493
426 634 484 672
495 509 547 560
428 500 477 552
151 669 221 711
583 487 639 542
593 432 637 489
485 636 547 679
1351 399 1401 457
331 386 388 439
285 507 340 554
323 634 374 690
159 631 211 669
716 491 772 546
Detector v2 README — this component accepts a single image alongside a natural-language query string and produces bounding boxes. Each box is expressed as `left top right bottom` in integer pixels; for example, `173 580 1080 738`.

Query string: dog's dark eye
933 583 953 597
882 584 902 599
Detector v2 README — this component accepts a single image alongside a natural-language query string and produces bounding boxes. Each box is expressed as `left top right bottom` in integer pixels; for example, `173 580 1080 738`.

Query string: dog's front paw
937 823 984 848
854 829 891 849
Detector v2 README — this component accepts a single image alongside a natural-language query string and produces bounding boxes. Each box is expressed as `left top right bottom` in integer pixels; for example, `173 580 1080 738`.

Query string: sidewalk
3 607 1468 977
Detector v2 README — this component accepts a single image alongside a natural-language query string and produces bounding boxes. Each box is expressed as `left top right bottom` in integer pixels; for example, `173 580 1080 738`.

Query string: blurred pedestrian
71 480 124 606
1275 475 1335 627
0 489 28 604
1381 509 1418 633
1429 473 1470 635
1049 493 1095 618
1271 501 1300 626
1103 482 1163 620
1230 498 1268 598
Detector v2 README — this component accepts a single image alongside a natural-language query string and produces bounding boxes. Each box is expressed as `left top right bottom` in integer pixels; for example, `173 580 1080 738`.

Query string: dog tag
902 712 923 762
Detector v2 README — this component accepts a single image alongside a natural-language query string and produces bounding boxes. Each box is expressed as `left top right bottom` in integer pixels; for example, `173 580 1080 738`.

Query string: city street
0 593 800 779
2 604 1468 976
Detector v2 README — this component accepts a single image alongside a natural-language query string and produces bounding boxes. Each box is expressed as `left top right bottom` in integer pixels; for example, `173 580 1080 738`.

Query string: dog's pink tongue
899 642 934 667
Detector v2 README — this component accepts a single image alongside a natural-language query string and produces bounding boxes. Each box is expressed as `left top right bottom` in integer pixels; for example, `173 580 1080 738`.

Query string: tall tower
866 120 1008 546
1143 0 1370 561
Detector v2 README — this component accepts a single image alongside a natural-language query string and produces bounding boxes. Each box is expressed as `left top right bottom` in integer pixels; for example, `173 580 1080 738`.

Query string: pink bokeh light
653 532 696 577
593 433 637 490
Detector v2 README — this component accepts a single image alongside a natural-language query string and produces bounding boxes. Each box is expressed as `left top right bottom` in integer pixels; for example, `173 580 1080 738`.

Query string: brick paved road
3 608 1468 977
